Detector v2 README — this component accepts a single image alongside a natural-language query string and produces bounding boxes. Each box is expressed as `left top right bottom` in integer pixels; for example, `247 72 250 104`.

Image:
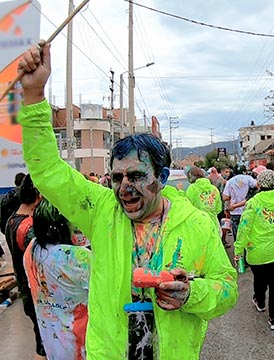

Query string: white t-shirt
223 174 257 215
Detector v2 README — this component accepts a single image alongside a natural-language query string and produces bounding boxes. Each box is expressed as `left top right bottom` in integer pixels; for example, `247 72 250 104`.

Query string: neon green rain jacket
235 190 274 265
186 178 222 231
18 100 238 360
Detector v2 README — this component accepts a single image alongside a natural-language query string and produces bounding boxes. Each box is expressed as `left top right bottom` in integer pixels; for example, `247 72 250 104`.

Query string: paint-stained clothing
18 100 238 360
24 239 90 360
5 214 46 356
223 174 257 215
186 178 222 231
234 190 274 265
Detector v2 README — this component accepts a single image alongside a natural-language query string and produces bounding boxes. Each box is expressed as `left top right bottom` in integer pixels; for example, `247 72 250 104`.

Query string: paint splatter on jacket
24 240 90 360
18 100 238 360
235 190 274 265
186 178 222 231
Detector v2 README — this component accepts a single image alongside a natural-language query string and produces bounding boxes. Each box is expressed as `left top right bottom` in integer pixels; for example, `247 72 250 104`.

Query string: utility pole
143 109 147 132
66 0 75 167
232 135 237 162
175 138 182 162
209 127 214 151
120 62 154 139
128 0 134 133
119 73 124 139
109 69 115 149
169 116 179 152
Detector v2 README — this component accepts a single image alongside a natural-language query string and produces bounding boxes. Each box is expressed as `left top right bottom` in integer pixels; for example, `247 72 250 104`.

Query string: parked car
167 169 189 190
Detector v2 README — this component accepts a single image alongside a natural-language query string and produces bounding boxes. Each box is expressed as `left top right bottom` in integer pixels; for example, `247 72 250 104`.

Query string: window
103 131 111 149
267 135 272 139
75 130 81 149
53 129 81 149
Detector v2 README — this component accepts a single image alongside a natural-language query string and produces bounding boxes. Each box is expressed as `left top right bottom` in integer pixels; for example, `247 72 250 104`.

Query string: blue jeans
231 214 241 241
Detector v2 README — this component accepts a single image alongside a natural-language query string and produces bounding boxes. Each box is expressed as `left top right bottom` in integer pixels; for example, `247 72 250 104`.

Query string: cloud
39 0 274 148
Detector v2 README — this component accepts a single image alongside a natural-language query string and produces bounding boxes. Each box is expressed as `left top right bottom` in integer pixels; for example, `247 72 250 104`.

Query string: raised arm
18 41 50 106
17 43 108 236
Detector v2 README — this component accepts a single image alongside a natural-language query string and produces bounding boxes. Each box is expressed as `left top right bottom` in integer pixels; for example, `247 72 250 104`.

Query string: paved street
1 233 274 359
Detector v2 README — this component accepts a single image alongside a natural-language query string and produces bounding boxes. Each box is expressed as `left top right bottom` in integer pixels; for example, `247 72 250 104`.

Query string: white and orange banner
0 0 40 191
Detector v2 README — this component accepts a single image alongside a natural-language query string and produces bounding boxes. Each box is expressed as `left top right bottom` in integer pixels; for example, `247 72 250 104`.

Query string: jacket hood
253 190 274 210
161 185 197 228
193 177 214 191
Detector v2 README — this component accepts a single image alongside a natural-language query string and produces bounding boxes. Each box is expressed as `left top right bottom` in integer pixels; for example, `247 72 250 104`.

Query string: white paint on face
111 150 163 222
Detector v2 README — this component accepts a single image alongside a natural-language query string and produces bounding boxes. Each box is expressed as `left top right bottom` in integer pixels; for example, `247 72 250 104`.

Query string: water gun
133 268 192 288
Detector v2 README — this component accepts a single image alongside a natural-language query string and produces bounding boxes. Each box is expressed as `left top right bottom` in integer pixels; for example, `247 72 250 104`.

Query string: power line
30 1 110 79
125 0 274 38
134 6 177 118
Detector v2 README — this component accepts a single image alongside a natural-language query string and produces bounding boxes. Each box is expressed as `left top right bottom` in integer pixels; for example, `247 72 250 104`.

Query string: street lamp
120 62 154 138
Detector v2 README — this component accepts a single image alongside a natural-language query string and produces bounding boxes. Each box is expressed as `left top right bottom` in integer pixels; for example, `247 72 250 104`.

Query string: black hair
14 172 26 187
110 133 171 177
266 162 274 170
33 199 72 249
19 174 39 204
233 164 247 175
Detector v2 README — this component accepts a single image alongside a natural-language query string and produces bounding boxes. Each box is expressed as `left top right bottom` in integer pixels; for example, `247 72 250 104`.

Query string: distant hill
172 140 236 158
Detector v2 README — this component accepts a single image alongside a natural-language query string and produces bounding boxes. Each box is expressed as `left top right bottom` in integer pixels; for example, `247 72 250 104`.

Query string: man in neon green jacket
17 43 238 360
186 166 222 233
234 169 274 330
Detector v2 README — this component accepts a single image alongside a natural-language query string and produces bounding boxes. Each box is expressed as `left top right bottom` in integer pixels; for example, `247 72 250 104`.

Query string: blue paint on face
111 150 163 222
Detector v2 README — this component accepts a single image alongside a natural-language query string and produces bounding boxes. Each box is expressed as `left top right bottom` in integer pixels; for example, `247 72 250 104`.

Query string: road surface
0 233 273 359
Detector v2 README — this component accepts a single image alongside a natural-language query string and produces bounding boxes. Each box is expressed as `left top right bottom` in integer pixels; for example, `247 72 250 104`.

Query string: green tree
203 149 234 170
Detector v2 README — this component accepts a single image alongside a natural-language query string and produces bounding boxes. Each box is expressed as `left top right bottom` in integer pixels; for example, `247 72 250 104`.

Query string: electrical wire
29 1 111 79
133 7 176 119
125 0 274 38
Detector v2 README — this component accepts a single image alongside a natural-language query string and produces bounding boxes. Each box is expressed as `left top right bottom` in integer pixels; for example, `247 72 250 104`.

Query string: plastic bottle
237 257 246 274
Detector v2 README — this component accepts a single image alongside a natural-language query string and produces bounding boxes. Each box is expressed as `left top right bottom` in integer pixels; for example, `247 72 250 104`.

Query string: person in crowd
207 166 220 186
186 166 222 233
24 198 90 360
247 165 266 199
5 174 46 360
234 170 274 330
216 166 232 248
266 162 274 170
99 173 112 188
17 41 238 360
0 172 25 258
216 166 231 195
252 165 267 178
89 172 99 183
222 164 257 241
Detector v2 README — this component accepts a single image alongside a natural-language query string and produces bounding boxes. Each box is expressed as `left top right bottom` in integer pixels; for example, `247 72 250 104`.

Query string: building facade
238 123 274 162
52 104 117 176
51 103 162 177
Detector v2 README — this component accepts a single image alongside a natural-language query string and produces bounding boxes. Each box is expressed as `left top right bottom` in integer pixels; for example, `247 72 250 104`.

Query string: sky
15 0 274 147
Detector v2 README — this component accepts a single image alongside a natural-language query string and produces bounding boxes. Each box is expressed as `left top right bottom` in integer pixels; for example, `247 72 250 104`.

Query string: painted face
111 150 163 222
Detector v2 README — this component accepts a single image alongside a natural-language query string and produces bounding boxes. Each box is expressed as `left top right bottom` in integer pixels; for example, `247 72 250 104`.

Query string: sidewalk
0 232 16 306
1 232 274 359
0 232 35 359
